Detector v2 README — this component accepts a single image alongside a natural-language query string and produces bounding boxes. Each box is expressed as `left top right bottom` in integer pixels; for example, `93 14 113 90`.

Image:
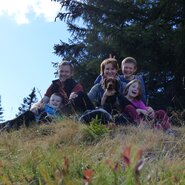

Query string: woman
88 57 126 114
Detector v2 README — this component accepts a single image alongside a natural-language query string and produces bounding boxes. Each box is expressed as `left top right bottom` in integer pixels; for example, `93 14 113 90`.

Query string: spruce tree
0 95 4 122
17 87 38 116
53 0 185 109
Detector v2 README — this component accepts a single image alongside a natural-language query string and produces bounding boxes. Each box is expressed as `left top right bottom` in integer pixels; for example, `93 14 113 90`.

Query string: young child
94 56 147 103
123 79 175 135
0 93 64 132
120 57 146 103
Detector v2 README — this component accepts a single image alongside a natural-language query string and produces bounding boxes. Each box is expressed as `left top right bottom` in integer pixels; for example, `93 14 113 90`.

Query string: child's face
122 63 136 78
103 63 117 78
127 82 140 98
49 95 62 109
58 65 73 82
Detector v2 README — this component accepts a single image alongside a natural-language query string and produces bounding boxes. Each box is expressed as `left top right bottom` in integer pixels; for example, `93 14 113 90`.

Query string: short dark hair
100 58 119 75
51 93 64 103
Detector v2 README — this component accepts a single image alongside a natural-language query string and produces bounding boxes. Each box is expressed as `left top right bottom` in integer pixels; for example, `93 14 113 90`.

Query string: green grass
0 118 184 184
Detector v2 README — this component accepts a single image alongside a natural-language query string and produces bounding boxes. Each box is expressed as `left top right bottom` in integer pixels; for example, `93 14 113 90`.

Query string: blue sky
0 0 70 121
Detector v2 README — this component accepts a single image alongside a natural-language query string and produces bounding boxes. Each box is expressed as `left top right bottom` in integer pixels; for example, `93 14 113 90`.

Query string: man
42 60 83 104
42 60 94 113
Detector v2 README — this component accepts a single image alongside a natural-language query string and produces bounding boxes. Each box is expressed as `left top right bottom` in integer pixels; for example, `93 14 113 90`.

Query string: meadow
0 117 184 184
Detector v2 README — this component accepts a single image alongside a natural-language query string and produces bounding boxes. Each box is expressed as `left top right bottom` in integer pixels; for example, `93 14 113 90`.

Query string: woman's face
127 82 140 98
103 63 117 78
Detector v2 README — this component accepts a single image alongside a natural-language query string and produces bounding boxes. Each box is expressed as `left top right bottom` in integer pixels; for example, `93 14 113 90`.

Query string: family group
0 56 174 135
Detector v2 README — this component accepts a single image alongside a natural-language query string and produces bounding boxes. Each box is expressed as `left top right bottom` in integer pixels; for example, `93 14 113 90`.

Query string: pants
123 105 171 130
70 91 95 113
0 111 35 130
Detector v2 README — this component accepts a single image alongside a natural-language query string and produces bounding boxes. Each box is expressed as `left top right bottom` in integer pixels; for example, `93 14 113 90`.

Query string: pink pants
123 105 171 130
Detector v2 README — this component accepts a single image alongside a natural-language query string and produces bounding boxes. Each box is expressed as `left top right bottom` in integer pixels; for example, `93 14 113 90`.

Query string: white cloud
0 0 61 24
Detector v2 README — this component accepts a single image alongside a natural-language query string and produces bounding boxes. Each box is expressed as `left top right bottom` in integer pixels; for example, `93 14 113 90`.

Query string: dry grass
0 118 184 184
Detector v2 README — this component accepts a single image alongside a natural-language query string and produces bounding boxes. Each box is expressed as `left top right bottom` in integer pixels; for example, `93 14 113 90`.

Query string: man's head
58 60 74 82
121 57 137 79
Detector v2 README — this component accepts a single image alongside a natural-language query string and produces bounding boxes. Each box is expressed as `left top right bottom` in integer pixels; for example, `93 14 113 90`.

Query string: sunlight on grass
0 118 184 184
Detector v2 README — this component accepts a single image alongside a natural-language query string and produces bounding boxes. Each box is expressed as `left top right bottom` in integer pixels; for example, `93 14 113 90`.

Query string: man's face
58 65 73 82
122 63 136 78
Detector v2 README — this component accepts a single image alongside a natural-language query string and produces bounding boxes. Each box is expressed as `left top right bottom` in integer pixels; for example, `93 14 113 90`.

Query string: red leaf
83 169 93 182
122 146 131 166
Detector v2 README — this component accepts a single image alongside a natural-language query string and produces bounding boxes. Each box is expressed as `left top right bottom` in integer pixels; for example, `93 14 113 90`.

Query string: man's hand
69 92 78 100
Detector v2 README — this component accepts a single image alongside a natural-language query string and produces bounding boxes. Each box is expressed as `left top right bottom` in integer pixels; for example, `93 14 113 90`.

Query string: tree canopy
17 87 38 116
53 0 185 109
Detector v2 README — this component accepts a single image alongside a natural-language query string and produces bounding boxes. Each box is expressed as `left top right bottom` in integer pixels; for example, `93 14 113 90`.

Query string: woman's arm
101 89 116 106
88 84 100 102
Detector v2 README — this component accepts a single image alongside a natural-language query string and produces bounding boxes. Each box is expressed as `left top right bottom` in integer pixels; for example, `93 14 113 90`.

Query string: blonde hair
58 60 74 72
124 79 142 100
121 57 137 68
100 57 119 75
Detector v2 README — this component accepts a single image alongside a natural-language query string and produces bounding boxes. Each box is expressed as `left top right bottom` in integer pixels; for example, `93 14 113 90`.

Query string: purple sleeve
132 100 147 110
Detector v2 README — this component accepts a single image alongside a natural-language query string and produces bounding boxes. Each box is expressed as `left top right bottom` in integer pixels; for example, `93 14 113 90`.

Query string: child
94 56 147 103
123 79 175 135
120 57 146 103
0 93 64 132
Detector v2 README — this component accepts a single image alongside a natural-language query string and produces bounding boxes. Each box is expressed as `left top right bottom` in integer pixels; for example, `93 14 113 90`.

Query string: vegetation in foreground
0 118 184 184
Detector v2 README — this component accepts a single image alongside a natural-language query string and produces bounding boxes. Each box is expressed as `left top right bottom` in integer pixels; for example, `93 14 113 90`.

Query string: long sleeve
88 84 101 103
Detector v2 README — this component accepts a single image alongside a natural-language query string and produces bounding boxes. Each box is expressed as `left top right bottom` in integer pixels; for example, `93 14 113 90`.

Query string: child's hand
136 109 147 115
146 106 155 118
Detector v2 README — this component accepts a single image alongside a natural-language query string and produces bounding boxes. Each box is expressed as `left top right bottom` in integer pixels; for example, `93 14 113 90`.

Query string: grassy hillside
0 118 184 184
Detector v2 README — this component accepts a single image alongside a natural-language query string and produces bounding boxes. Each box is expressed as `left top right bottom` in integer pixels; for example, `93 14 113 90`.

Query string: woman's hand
101 89 116 106
104 89 116 97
